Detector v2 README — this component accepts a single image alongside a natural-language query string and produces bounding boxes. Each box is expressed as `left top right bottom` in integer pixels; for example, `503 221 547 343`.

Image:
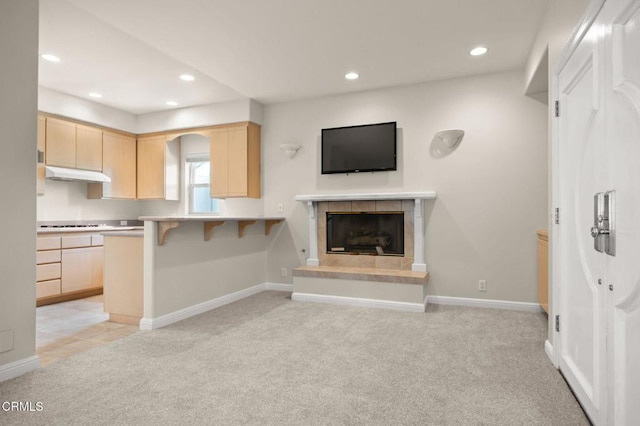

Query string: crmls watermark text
2 401 44 412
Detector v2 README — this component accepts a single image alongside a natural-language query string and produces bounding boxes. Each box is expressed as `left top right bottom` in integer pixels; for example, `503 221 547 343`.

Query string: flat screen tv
321 121 397 174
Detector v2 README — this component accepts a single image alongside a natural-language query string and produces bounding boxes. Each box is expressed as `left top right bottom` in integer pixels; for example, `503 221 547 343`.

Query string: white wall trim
0 355 41 383
291 292 426 313
140 284 265 330
265 282 294 292
427 295 543 313
139 282 293 330
545 339 556 367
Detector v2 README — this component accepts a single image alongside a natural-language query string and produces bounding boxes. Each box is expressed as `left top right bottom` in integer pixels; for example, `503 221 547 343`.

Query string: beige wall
0 0 38 368
263 70 548 303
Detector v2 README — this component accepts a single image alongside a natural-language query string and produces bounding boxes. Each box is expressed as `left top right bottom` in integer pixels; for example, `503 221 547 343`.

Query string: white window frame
185 153 219 215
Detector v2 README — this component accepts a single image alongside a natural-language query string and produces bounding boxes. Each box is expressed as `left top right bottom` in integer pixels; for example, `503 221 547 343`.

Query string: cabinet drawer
37 263 61 282
61 235 92 249
91 234 104 246
36 250 61 265
37 279 61 299
37 237 61 251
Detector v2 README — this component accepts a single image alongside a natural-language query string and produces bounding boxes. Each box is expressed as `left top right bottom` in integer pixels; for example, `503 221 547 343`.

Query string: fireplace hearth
326 212 404 255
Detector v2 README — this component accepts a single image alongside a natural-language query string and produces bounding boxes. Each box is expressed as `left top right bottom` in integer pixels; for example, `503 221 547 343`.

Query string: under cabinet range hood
45 166 111 183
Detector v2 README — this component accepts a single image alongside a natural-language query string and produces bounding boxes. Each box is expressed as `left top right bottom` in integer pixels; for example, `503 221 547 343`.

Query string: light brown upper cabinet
37 114 46 196
45 117 103 171
88 132 136 199
136 135 180 200
76 124 103 171
210 122 260 198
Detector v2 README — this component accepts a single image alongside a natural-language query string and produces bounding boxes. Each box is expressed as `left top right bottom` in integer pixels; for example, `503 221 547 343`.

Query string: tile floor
36 295 139 366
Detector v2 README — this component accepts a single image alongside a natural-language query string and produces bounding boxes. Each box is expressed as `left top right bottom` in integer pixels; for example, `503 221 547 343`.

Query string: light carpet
0 291 588 425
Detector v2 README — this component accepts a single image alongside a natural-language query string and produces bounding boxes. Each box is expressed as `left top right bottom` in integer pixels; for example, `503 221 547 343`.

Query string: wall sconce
280 144 302 158
435 129 464 148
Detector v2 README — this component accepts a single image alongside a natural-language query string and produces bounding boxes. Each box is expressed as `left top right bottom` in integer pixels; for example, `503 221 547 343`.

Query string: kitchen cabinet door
137 135 165 199
45 117 76 168
209 122 260 198
76 124 103 171
210 128 229 198
88 132 137 199
61 246 103 293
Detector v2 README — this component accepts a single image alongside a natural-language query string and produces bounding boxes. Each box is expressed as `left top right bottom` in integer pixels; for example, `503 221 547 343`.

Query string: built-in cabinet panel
210 122 260 198
103 235 143 325
537 230 548 314
136 135 180 200
88 132 137 199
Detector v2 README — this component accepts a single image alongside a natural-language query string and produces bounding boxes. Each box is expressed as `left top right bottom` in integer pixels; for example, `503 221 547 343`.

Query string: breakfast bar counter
139 215 285 245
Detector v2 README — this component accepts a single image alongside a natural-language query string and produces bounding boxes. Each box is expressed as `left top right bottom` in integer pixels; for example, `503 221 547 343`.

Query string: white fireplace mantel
294 192 436 202
295 191 437 272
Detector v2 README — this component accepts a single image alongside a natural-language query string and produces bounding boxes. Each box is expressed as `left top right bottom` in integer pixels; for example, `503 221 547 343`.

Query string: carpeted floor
0 291 588 425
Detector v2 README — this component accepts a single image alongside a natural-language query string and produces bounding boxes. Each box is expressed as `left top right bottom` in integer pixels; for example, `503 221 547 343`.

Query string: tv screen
321 121 397 174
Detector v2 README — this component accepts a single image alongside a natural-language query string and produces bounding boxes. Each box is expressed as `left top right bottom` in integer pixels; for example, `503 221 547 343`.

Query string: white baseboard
545 339 555 366
292 292 426 313
140 283 266 330
265 282 294 292
0 355 40 382
427 295 543 313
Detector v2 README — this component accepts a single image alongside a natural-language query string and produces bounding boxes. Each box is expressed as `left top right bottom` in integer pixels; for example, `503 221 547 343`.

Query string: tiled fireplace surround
292 192 436 311
318 200 415 270
295 192 437 273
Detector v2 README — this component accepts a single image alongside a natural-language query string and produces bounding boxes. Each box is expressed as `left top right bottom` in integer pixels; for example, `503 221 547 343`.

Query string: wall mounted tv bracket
590 190 615 256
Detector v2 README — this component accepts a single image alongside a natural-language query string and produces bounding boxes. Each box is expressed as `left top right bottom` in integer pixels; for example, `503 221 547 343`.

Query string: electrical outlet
281 267 288 277
277 203 284 213
120 220 128 226
478 280 487 292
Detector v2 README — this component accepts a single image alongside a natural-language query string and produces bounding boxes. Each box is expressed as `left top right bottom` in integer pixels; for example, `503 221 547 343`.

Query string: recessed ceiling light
345 72 359 80
41 54 61 62
470 46 488 56
88 92 103 98
180 74 195 81
166 101 178 106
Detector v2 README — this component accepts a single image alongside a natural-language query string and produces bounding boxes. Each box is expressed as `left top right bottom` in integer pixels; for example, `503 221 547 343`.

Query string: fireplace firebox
326 212 404 255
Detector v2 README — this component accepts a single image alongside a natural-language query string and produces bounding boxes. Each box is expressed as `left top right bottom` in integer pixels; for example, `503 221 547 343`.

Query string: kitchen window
186 155 219 214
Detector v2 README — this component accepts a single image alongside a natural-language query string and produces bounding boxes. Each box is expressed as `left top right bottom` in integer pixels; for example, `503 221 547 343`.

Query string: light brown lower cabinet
537 230 549 314
36 232 105 306
61 246 103 293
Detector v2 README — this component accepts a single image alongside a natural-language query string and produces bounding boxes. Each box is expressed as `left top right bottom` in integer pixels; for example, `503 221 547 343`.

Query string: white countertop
37 226 143 234
101 230 144 237
138 215 285 222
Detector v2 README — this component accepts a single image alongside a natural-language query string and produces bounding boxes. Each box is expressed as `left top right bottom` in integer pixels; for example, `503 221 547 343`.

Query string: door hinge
555 100 560 117
555 315 560 332
555 207 560 224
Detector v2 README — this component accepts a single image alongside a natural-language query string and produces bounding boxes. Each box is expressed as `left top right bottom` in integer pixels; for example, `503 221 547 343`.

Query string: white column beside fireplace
295 192 436 272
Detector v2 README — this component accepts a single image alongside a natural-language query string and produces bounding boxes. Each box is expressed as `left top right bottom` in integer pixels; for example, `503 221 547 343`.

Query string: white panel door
556 0 640 424
606 1 640 424
557 21 607 423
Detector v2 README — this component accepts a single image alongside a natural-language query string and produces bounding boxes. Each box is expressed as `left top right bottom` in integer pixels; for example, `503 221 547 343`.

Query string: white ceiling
38 0 550 115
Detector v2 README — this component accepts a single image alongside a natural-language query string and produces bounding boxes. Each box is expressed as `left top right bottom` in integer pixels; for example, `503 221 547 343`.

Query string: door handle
592 193 605 253
590 191 615 256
